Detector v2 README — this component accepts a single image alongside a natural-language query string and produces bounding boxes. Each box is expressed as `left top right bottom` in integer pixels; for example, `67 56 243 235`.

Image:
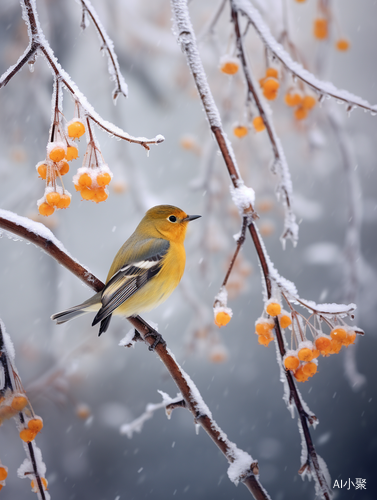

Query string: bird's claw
145 330 166 351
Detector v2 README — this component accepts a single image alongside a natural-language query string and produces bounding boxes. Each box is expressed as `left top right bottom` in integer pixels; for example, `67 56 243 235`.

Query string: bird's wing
92 238 170 327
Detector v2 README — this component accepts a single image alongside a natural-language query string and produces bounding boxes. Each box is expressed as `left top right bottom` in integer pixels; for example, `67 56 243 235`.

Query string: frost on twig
0 0 164 151
231 2 298 245
0 319 49 499
171 0 257 220
77 0 128 102
120 391 184 438
233 0 377 114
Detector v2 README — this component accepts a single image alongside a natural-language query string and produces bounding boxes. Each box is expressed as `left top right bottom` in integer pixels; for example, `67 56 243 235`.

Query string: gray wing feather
92 239 169 326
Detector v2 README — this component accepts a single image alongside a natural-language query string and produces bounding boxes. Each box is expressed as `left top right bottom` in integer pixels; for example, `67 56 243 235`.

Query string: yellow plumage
51 205 201 335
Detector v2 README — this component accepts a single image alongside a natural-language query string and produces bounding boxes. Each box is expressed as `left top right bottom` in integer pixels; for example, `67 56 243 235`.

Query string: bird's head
142 205 201 243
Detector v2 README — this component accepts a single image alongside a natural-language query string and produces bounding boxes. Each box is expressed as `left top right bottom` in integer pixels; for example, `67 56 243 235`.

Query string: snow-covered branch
78 0 128 102
0 209 269 499
231 1 298 245
0 0 164 151
233 0 377 115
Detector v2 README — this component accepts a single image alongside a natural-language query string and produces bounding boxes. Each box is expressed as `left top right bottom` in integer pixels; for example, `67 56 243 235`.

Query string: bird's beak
183 214 201 222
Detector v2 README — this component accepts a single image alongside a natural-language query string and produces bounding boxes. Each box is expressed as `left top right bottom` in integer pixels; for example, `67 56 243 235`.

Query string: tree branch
0 209 269 500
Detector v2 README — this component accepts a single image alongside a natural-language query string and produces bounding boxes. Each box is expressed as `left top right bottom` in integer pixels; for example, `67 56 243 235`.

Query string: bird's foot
144 330 166 351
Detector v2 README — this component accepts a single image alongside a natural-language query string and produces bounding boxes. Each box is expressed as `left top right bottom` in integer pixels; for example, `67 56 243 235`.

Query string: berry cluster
36 103 114 216
259 67 280 101
254 297 360 382
284 90 317 120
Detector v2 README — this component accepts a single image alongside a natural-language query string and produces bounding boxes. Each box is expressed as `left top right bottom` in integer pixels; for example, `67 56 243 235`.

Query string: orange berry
255 322 273 336
312 349 320 359
315 336 331 354
336 38 350 51
11 395 28 411
0 485 3 491
253 116 265 132
258 334 274 347
37 163 47 179
295 0 306 2
0 467 8 481
262 78 279 100
78 173 92 187
49 146 65 162
294 106 308 120
59 161 69 176
302 362 317 377
266 302 281 317
233 125 248 138
80 186 94 200
265 67 278 79
20 428 37 442
214 311 232 327
327 339 342 355
293 366 308 382
46 191 61 207
330 328 347 343
96 172 112 187
284 92 302 107
67 120 85 139
279 315 292 329
298 347 314 362
56 194 71 209
284 355 300 371
343 331 356 346
66 145 79 161
28 418 43 434
93 187 108 203
38 202 55 217
220 59 239 75
302 95 316 110
313 18 328 40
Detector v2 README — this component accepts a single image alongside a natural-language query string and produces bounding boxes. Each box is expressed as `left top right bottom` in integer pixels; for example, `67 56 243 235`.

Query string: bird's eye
168 215 177 223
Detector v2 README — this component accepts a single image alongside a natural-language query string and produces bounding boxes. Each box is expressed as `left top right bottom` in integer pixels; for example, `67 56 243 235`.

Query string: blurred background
0 0 376 499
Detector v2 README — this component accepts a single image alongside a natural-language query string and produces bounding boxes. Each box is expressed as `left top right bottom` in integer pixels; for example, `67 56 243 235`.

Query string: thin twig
231 2 297 243
0 210 269 500
0 0 163 151
233 0 377 114
79 0 128 101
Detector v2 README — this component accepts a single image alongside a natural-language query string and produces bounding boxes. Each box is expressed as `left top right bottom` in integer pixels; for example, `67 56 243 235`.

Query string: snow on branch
171 0 257 220
234 0 377 114
0 0 163 151
0 209 269 499
77 0 128 102
231 2 298 245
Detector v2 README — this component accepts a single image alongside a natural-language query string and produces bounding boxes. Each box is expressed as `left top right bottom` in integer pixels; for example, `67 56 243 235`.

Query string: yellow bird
51 205 201 337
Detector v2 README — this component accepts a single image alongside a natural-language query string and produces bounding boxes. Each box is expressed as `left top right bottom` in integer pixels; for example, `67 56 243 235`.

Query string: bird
51 205 201 339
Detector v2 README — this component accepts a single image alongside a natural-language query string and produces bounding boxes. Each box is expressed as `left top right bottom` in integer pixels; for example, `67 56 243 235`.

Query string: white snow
230 182 256 216
227 448 254 485
119 328 137 348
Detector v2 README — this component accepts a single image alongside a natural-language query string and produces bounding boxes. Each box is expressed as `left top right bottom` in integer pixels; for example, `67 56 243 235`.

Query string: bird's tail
51 292 101 325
